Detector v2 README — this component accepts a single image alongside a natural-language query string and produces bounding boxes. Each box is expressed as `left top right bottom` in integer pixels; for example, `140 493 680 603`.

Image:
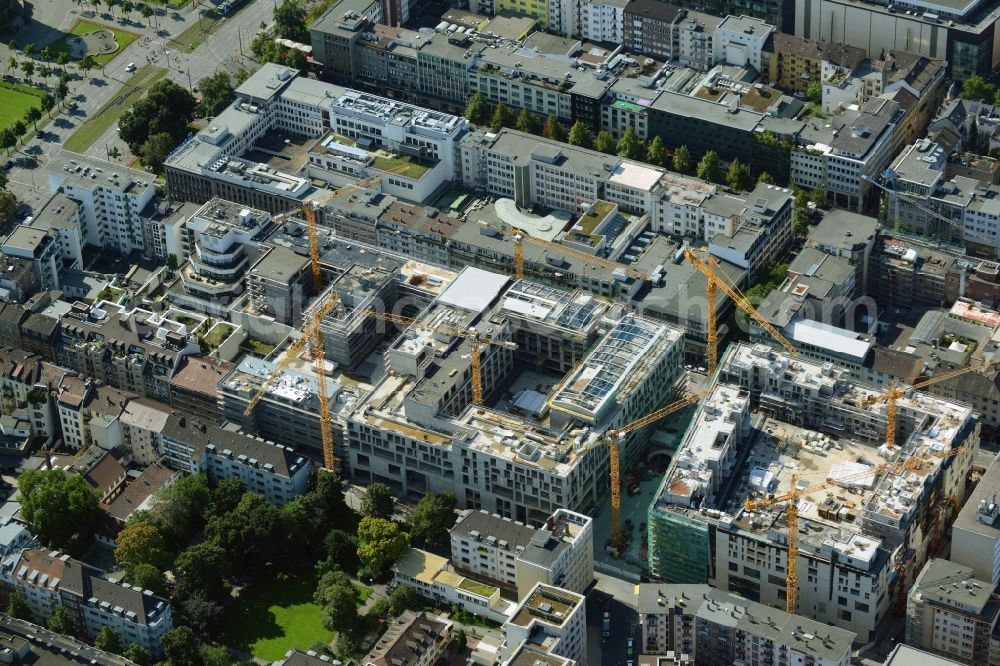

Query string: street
2 0 273 215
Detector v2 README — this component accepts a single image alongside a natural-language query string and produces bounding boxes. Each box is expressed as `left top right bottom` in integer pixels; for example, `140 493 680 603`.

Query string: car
125 63 137 72
2 160 12 170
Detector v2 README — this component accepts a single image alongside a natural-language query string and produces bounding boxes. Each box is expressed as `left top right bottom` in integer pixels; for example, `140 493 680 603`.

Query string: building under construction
647 342 980 643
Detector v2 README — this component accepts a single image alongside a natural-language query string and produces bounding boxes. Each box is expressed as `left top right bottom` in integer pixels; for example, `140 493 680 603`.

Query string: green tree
696 150 721 183
963 74 996 102
124 643 151 666
672 145 691 174
174 541 230 600
543 114 565 142
206 492 281 571
115 520 170 569
514 107 540 134
314 569 355 605
567 120 593 149
166 253 179 271
490 102 513 129
201 644 231 666
793 188 810 237
806 80 822 104
124 563 167 597
409 492 457 549
646 135 668 167
5 56 14 76
321 583 359 633
161 627 200 666
385 584 419 616
280 491 330 559
360 482 394 519
148 473 210 545
356 517 409 577
19 59 32 81
56 79 70 107
141 3 153 25
118 79 196 153
757 171 774 185
208 477 246 518
198 70 235 117
25 106 41 131
18 469 101 555
0 129 15 156
48 605 78 636
616 127 643 160
56 52 69 69
94 626 121 654
464 90 490 125
726 158 752 192
7 40 16 54
139 131 173 174
177 591 223 635
41 94 55 118
335 633 360 663
594 129 616 154
79 55 96 77
274 0 308 41
7 593 31 622
321 529 359 574
809 187 825 208
0 192 16 226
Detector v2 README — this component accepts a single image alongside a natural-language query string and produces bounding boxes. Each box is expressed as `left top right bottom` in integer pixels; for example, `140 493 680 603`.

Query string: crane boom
683 248 799 358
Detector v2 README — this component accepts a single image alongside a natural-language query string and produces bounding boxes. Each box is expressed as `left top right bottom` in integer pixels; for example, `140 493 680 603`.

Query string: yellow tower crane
683 247 798 374
487 224 649 282
360 310 518 406
603 392 703 554
745 445 967 614
861 363 989 449
242 291 341 471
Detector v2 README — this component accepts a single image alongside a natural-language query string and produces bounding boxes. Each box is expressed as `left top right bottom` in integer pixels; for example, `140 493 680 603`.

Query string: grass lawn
241 338 276 357
47 20 140 66
457 578 498 598
356 584 372 604
0 81 43 131
170 14 225 52
201 323 233 350
222 573 332 661
372 153 431 179
64 64 167 153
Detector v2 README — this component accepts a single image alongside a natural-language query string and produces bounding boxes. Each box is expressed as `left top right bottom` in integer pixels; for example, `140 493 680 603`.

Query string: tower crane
483 223 649 282
745 445 967 614
242 290 341 471
683 248 799 375
602 392 703 553
860 362 992 449
360 310 518 406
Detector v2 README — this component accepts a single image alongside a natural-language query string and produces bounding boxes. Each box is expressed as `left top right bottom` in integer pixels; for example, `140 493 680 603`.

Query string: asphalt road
2 0 273 214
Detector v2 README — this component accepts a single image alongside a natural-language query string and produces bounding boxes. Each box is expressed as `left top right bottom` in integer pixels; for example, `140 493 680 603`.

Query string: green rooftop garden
372 153 432 179
199 323 234 352
458 578 498 598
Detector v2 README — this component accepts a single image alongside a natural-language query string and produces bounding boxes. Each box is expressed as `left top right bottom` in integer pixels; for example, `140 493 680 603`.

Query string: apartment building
1 548 172 656
907 558 999 665
31 192 85 271
502 584 587 666
0 347 67 447
46 154 156 256
623 0 684 61
361 611 453 666
706 183 794 276
157 412 311 506
580 0 628 44
792 97 902 213
1 227 60 292
636 584 855 666
450 508 594 598
952 460 1000 588
119 398 172 466
648 343 980 642
168 356 232 424
54 378 133 452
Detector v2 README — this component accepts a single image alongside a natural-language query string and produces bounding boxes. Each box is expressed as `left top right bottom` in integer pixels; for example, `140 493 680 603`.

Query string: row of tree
117 78 197 172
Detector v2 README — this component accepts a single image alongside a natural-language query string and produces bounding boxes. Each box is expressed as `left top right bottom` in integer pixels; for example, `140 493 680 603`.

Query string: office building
952 460 1000 588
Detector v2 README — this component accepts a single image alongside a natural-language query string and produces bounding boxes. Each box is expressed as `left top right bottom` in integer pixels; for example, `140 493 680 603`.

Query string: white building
450 508 594 599
502 583 587 666
46 154 156 256
636 584 855 666
580 0 628 44
951 459 1000 587
1 548 172 656
1 227 60 291
713 15 773 71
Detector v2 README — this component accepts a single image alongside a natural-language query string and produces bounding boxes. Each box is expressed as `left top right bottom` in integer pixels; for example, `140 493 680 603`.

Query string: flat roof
436 267 509 313
786 319 873 360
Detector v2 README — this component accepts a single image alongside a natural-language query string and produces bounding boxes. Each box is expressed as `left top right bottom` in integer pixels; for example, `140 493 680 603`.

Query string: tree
806 80 822 105
10 121 25 143
56 52 69 69
464 90 490 125
696 150 721 183
39 46 51 63
6 56 14 76
335 633 360 663
141 3 153 24
280 492 330 560
48 605 77 637
409 492 456 549
672 145 691 174
107 146 121 161
124 563 168 597
361 483 394 519
94 626 122 654
233 67 252 86
809 187 824 208
166 253 179 271
79 55 96 77
198 70 235 117
646 135 667 167
19 59 32 81
274 0 308 41
56 79 69 107
314 569 355 606
616 127 643 160
148 473 209 545
115 520 170 569
139 129 176 173
385 584 419 616
206 492 281 571
594 129 616 154
0 129 15 156
178 591 223 635
41 94 55 118
117 79 196 153
201 645 231 666
23 43 33 57
0 192 16 226
490 102 513 129
7 40 16 53
207 477 245 518
174 541 230 600
25 106 41 131
757 171 774 185
321 529 359 574
103 0 116 16
567 120 593 149
963 74 996 102
320 583 359 633
7 593 31 622
18 469 101 555
544 114 565 142
161 627 200 666
726 158 752 192
793 188 810 237
124 643 150 666
515 107 540 135
356 517 409 577
456 629 468 650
